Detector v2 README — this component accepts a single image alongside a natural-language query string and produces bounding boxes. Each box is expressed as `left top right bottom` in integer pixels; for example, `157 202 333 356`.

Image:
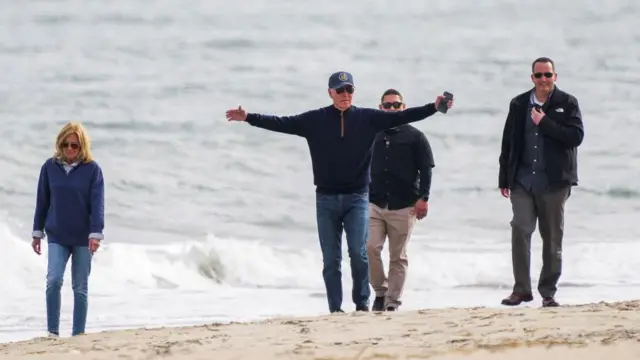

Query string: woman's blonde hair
53 122 94 163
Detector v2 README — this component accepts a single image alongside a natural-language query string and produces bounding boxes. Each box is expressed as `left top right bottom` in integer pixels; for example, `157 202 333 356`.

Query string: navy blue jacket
246 103 438 194
32 158 105 246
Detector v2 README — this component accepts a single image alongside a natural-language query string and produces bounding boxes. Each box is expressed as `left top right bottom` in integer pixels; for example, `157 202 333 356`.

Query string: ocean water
1 0 640 342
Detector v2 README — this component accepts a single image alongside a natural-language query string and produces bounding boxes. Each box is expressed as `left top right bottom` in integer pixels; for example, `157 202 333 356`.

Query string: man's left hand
412 199 428 220
531 107 545 125
434 96 454 111
89 238 101 254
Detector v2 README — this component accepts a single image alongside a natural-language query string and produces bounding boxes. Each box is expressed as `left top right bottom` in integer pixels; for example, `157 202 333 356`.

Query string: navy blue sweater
246 103 438 194
32 158 105 246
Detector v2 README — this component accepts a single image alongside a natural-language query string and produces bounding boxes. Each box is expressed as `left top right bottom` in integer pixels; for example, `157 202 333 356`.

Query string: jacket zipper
340 110 344 138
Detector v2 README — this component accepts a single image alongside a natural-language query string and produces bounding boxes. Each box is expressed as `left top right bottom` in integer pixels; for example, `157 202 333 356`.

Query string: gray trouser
510 184 571 298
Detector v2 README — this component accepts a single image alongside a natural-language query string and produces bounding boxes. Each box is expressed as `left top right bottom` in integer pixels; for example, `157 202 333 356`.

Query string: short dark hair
380 88 403 103
531 57 555 73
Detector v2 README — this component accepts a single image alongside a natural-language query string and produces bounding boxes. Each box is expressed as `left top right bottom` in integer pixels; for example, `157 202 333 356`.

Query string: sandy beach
1 300 639 359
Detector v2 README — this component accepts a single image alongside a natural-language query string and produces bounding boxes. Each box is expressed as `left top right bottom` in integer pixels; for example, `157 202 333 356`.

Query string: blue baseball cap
328 71 354 89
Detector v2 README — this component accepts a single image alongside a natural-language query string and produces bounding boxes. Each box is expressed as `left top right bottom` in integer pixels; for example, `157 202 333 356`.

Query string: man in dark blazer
498 57 584 308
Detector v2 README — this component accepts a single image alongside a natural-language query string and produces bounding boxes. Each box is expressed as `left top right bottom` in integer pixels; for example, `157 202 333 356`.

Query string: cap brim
330 82 354 89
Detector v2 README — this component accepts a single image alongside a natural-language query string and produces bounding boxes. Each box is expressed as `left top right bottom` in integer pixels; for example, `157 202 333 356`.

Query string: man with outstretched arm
226 71 453 313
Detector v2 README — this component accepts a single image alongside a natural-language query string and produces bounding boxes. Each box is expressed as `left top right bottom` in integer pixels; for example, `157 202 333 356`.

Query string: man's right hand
226 105 248 121
500 188 510 198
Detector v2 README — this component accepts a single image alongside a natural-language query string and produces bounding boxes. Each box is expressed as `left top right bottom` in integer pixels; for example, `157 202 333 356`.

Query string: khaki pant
366 203 416 308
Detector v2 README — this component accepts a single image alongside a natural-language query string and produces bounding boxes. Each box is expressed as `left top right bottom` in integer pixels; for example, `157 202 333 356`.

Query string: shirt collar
529 85 555 104
55 157 80 167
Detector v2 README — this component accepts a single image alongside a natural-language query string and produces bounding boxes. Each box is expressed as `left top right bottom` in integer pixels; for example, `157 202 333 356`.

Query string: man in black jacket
367 89 435 312
498 57 584 308
226 71 453 314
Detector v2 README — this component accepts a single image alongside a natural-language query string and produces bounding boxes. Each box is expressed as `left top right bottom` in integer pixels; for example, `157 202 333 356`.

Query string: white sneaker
48 332 59 338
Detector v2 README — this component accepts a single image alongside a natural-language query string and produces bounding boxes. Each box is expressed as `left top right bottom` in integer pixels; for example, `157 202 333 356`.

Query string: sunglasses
335 85 354 94
381 101 403 110
533 72 554 79
61 142 80 150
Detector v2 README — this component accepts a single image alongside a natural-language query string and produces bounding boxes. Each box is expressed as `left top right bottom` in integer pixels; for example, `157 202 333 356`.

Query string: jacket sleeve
89 164 105 240
498 101 515 189
370 104 438 131
32 161 50 238
245 110 312 137
537 96 584 147
412 131 435 201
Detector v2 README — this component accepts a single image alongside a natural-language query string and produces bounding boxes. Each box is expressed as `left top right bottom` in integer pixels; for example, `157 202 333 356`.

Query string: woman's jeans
46 243 92 336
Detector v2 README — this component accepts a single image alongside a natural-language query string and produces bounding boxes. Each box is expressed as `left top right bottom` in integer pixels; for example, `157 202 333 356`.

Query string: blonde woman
31 122 105 337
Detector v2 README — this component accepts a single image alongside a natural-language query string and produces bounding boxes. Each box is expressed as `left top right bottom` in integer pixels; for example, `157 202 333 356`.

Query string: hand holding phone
437 91 454 114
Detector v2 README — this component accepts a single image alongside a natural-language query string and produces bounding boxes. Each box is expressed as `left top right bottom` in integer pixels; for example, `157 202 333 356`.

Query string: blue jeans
315 192 371 312
46 242 93 336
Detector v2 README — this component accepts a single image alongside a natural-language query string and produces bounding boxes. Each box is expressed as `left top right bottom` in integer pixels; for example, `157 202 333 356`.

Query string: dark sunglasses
62 142 80 150
533 72 554 79
381 101 403 110
335 85 354 94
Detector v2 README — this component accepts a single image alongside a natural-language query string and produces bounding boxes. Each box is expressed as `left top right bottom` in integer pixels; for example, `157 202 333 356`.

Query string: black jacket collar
515 85 568 112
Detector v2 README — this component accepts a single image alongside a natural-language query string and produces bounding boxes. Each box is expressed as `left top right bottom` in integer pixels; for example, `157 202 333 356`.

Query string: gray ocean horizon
1 0 640 342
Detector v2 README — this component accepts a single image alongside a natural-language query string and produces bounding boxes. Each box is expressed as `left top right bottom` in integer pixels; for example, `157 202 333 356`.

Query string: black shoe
372 296 385 311
385 306 397 312
542 297 559 307
355 304 369 312
331 308 345 313
501 292 534 306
